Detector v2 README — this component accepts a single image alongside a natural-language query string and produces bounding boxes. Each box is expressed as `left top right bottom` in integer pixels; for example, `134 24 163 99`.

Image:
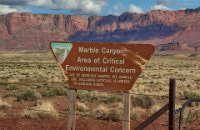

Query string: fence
0 107 169 130
179 99 200 130
0 80 199 130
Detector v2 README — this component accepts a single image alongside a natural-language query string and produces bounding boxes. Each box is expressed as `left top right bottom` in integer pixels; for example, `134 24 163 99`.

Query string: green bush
6 84 17 90
132 95 155 109
184 91 200 100
131 112 141 120
183 91 200 106
43 87 68 97
77 91 97 103
4 91 17 98
93 109 122 121
0 82 8 86
17 89 41 101
77 91 121 103
98 95 121 103
184 109 200 123
188 53 200 58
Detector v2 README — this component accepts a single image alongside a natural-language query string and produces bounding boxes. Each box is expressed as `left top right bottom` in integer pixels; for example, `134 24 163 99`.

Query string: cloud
30 0 108 15
151 4 170 10
108 3 143 15
151 0 171 11
128 4 144 14
0 0 108 15
108 2 124 15
179 7 187 10
0 5 18 14
0 0 32 5
113 1 123 11
157 0 170 6
0 4 30 15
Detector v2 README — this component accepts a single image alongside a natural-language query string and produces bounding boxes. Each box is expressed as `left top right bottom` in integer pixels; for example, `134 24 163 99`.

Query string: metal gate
179 98 200 130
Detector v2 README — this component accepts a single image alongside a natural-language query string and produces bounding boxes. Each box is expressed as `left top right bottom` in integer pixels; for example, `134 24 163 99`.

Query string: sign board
50 42 155 91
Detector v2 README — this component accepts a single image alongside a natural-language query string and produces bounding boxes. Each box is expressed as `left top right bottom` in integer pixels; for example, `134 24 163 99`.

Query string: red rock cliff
0 8 200 51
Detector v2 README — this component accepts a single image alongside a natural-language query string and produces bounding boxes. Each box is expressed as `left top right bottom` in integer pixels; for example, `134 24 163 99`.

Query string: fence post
123 91 131 130
68 89 77 130
134 79 176 130
169 79 176 130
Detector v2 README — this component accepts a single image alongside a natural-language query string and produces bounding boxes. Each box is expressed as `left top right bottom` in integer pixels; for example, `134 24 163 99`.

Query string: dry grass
92 104 123 121
182 106 200 124
0 111 6 118
0 51 200 120
77 102 89 112
0 98 10 118
0 98 11 109
21 101 59 120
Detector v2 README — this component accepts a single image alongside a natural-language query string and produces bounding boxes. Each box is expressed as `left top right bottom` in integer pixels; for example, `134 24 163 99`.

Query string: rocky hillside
0 8 200 51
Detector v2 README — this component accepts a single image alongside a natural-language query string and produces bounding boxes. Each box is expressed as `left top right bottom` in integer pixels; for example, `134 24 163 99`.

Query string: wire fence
0 106 169 130
0 88 199 130
0 79 199 130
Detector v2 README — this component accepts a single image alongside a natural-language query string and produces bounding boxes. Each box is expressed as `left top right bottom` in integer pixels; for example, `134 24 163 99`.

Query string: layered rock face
0 8 200 51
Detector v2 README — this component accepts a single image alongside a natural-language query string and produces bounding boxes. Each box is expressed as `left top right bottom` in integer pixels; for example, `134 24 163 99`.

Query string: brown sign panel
50 42 155 91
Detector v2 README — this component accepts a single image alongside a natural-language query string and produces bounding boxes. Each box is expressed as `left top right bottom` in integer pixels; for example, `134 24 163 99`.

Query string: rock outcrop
0 8 200 51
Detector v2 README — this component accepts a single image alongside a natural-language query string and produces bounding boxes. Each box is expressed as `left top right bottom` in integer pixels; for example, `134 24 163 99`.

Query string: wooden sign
50 42 155 91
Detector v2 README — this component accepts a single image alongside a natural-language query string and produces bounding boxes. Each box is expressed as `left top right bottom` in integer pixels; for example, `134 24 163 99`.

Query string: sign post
123 91 131 130
68 89 77 130
50 42 155 130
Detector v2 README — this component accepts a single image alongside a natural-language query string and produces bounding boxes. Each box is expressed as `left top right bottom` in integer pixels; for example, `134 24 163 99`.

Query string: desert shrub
0 110 6 118
131 112 141 120
17 89 41 101
106 109 122 121
183 91 200 106
0 98 11 109
188 53 200 58
132 95 155 109
93 108 122 121
184 91 200 100
4 91 17 98
90 105 122 121
98 95 121 103
77 91 97 103
43 87 68 97
183 109 200 123
6 84 17 90
0 77 8 86
21 101 59 120
77 102 89 112
0 82 8 86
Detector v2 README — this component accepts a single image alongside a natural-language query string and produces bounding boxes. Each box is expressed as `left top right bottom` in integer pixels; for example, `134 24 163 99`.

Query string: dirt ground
0 116 199 130
0 94 199 130
0 117 164 130
0 116 200 130
0 52 199 130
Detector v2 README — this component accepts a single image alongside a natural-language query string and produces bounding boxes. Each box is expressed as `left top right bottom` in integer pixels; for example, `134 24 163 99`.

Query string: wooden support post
134 79 176 130
134 104 169 130
68 89 77 130
123 91 130 130
169 79 175 130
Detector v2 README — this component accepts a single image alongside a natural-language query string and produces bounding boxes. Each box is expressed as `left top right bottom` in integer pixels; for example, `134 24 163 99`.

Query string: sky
0 0 200 16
